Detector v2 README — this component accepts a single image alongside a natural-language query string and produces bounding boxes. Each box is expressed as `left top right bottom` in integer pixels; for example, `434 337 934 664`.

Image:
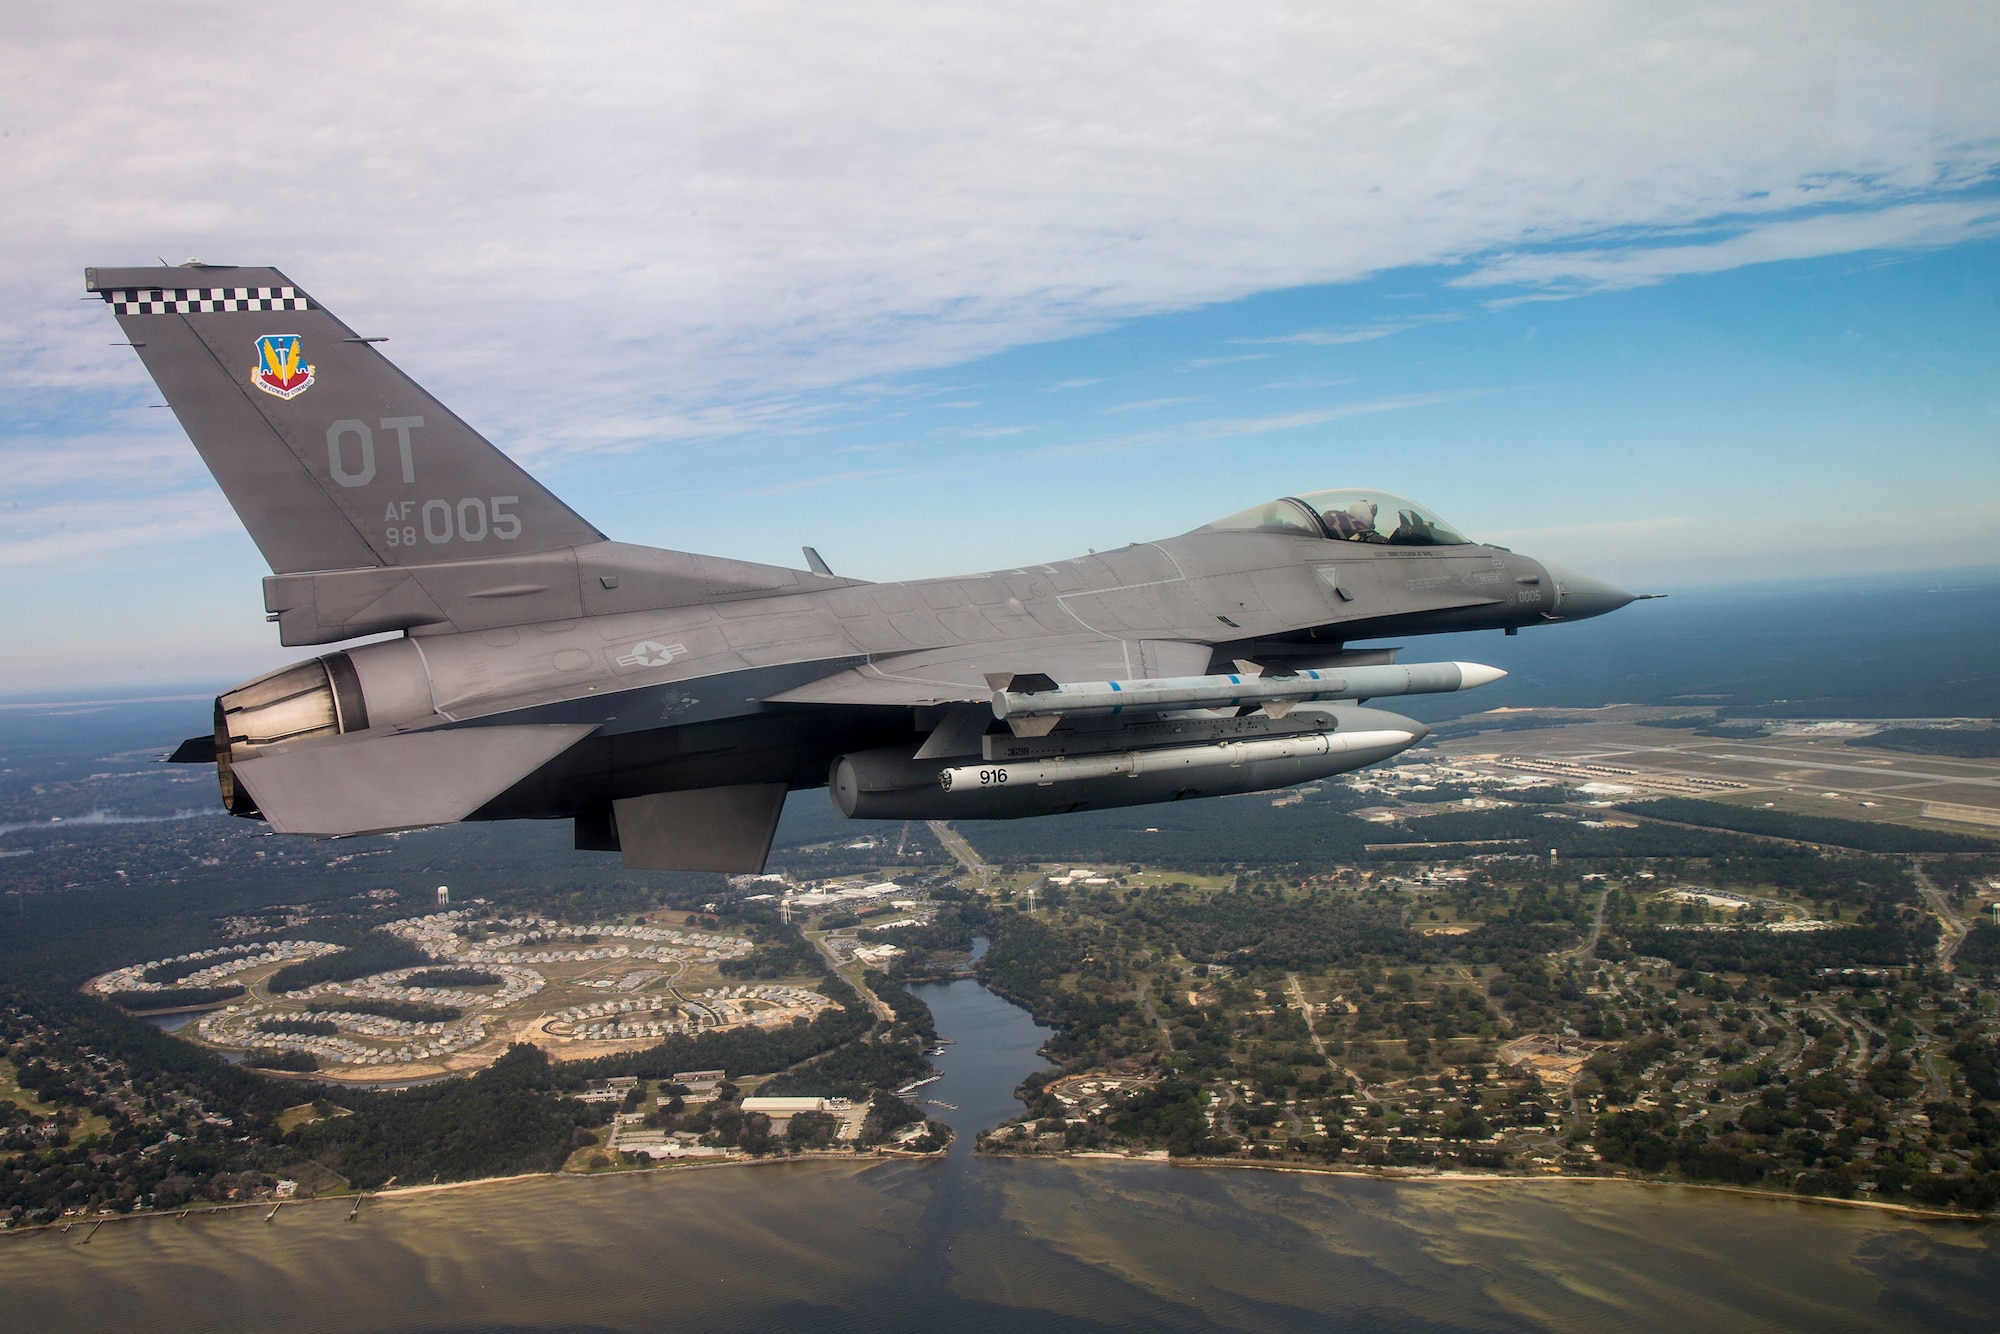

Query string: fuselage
271 522 1582 824
91 264 1646 864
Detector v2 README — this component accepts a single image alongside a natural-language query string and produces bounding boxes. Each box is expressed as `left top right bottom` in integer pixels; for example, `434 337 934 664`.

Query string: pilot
1324 498 1382 541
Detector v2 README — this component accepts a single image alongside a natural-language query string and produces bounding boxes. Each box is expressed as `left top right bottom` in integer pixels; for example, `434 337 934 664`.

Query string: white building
740 1096 828 1117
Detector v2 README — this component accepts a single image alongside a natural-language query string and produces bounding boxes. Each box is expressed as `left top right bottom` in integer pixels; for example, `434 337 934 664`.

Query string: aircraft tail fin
88 264 602 575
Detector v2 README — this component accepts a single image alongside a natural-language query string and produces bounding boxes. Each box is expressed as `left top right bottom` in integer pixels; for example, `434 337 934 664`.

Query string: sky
2 2 1998 693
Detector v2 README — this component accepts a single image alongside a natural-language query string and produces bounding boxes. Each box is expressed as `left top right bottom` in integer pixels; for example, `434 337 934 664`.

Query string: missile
991 660 1504 731
940 728 1419 793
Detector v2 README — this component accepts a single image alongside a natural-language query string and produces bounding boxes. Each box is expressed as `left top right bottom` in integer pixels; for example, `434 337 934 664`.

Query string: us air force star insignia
616 641 686 669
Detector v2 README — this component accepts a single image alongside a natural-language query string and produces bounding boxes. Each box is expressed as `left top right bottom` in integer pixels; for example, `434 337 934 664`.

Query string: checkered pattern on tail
102 286 314 315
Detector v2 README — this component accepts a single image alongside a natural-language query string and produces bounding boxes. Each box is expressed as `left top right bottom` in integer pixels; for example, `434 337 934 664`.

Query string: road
1911 861 1969 972
1565 890 1611 959
928 821 989 887
805 926 892 1020
1288 971 1378 1104
1287 973 1331 1066
1809 1005 1873 1073
1135 981 1174 1051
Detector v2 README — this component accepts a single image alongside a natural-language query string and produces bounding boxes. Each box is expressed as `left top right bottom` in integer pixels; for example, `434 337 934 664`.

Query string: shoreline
0 1144 941 1241
986 1149 1998 1224
8 1139 1987 1241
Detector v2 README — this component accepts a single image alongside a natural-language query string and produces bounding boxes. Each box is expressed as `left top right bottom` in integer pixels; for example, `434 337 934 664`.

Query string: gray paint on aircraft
97 264 1651 872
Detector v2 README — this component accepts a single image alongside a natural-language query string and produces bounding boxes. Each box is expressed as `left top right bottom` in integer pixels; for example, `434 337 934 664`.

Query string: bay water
4 979 1995 1332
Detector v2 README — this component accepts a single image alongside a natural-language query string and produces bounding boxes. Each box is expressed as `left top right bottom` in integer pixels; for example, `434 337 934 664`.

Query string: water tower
437 885 450 906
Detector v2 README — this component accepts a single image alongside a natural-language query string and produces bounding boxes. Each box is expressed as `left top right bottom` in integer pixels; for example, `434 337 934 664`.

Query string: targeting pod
939 728 1417 792
829 704 1427 820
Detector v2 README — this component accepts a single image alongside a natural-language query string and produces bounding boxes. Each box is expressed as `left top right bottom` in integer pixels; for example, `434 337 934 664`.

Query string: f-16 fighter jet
93 264 1649 872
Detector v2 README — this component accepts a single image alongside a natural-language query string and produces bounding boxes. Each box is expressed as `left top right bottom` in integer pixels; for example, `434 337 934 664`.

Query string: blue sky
2 5 1998 691
574 237 2000 587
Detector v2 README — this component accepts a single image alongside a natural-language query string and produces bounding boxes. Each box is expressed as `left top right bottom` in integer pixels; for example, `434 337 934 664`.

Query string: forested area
973 909 1137 1062
142 954 250 986
1620 798 1994 854
323 998 462 1024
289 1046 602 1188
1851 728 2000 759
957 787 1370 870
718 914 824 979
759 972 934 1098
1624 919 1939 976
104 985 243 1010
1135 892 1422 969
871 896 980 977
1931 856 2000 899
266 934 430 993
1104 1079 1225 1156
403 969 500 989
1959 923 2000 975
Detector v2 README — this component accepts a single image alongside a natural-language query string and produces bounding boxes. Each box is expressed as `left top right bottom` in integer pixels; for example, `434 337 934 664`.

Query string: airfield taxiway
1434 712 2000 832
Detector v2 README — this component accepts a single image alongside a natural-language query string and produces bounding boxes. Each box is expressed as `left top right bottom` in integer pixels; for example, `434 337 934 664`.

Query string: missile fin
985 671 1059 694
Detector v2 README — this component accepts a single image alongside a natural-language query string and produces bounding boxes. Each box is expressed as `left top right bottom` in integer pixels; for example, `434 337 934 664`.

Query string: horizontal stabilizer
229 724 594 837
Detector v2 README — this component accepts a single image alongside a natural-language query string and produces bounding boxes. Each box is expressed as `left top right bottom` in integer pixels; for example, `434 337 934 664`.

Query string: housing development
2 708 1997 1225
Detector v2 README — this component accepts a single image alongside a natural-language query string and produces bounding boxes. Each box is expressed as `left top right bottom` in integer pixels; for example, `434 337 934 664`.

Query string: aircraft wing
766 636 1216 707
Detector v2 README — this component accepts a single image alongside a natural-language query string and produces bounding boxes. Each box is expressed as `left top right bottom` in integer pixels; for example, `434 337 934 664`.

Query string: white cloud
1030 392 1467 458
1178 355 1274 371
1241 318 1459 346
1430 106 1499 191
2 1 1999 679
5 3 1995 450
1455 199 2000 295
1106 397 1201 413
0 494 240 570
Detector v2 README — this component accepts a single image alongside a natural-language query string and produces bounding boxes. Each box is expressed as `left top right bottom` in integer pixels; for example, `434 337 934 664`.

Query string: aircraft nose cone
1548 566 1637 622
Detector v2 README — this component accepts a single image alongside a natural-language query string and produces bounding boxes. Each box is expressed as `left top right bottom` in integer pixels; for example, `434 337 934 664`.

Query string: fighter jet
93 264 1648 872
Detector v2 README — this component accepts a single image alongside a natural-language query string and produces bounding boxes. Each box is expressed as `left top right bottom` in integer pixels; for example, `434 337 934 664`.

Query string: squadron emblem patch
251 334 315 399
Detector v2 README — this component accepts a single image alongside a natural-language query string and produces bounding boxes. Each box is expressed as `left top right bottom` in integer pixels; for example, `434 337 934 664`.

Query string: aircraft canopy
1203 489 1472 546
